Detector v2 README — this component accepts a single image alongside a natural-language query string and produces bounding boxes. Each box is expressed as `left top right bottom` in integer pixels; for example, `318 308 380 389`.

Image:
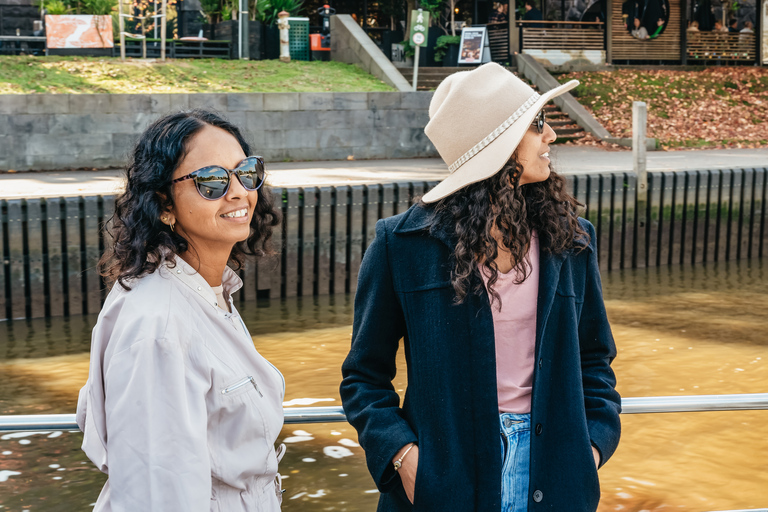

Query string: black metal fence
1 168 766 321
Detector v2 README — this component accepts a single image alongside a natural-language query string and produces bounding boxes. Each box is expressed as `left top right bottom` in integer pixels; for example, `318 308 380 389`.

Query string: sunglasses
172 156 266 200
531 110 545 134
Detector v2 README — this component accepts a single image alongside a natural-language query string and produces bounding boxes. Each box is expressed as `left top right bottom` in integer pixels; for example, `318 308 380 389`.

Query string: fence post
633 101 648 203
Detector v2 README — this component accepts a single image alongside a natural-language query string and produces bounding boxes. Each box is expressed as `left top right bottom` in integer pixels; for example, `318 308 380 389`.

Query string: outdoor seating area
686 31 757 61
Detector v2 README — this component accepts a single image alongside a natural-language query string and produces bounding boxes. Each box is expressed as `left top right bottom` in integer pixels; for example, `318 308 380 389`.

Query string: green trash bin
287 17 310 61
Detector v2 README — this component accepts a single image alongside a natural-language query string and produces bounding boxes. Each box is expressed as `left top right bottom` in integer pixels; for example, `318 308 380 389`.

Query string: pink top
480 234 539 413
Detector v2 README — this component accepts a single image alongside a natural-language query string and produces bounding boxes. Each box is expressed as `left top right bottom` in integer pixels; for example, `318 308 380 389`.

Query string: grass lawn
0 56 396 94
557 67 768 150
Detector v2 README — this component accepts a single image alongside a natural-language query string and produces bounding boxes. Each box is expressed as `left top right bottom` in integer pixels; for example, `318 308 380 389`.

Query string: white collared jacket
76 256 285 511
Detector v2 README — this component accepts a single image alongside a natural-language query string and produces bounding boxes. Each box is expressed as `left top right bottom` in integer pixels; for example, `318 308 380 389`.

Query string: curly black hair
100 109 282 290
429 155 587 306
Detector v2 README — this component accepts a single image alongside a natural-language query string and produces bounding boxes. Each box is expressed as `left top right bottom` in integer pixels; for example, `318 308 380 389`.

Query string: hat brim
421 79 579 204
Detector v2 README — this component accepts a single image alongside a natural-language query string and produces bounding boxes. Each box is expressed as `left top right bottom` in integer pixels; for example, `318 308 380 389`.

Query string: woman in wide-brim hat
340 62 621 512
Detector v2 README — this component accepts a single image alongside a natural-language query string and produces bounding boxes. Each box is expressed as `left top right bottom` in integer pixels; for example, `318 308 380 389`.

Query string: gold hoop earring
170 223 175 232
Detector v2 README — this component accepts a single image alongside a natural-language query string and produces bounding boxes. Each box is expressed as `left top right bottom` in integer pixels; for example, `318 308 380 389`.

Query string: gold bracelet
393 443 416 472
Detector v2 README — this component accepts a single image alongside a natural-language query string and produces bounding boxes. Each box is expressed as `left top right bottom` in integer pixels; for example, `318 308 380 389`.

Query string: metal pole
240 0 249 59
153 0 157 39
160 0 166 61
119 0 125 60
633 101 648 203
412 44 420 91
3 394 768 432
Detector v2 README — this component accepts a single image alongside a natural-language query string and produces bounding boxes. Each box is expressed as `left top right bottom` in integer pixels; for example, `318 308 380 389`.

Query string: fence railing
686 31 757 61
2 169 766 321
2 393 767 432
517 20 605 51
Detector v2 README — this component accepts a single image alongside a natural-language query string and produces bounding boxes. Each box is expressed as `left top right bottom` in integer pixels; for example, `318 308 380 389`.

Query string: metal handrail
1 394 767 433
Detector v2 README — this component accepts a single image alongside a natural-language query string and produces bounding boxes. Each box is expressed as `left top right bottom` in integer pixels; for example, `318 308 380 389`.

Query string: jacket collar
393 203 457 249
163 255 243 310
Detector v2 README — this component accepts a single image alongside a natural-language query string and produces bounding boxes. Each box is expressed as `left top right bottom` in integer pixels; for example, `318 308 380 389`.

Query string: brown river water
1 260 766 511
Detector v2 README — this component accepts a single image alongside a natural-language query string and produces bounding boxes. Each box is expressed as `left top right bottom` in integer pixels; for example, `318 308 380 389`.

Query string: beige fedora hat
421 62 579 204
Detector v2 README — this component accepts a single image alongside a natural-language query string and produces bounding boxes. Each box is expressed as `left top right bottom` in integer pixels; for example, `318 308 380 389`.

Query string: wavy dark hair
100 109 282 290
429 155 588 306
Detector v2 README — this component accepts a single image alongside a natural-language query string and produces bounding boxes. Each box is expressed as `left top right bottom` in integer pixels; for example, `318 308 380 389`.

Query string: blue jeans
499 412 531 512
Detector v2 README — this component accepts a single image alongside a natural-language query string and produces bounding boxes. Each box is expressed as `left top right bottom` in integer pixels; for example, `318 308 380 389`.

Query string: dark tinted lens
194 167 229 200
537 111 545 133
235 157 265 191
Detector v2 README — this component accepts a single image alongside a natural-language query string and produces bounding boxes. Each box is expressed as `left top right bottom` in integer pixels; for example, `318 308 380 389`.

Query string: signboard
763 0 768 65
410 9 430 47
45 15 114 49
458 27 486 64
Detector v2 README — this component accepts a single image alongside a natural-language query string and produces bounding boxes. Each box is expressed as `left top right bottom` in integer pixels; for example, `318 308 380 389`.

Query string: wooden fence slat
621 173 636 269
679 171 697 265
257 188 283 300
585 174 601 238
752 169 766 259
364 184 382 252
0 200 8 320
301 187 319 296
647 172 663 267
395 183 410 215
317 187 333 296
25 199 46 319
608 173 623 270
595 174 610 270
739 169 753 260
64 197 83 316
348 185 365 294
382 183 396 219
45 197 65 318
411 183 425 206
6 200 25 320
333 186 349 295
712 170 728 262
704 171 719 263
283 189 300 298
83 196 101 314
691 171 707 265
726 169 742 261
100 195 116 307
658 172 676 266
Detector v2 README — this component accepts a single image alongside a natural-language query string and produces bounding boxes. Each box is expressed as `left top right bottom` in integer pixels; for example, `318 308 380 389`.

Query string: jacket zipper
221 376 263 397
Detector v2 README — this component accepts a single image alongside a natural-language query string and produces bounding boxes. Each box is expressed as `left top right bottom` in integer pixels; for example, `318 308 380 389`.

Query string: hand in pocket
397 445 419 504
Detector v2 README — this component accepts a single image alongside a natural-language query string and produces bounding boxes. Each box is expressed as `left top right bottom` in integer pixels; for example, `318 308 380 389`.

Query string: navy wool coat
340 204 621 511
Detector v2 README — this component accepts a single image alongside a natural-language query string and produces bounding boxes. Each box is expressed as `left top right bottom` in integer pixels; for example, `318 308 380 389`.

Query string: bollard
278 11 291 63
633 101 648 203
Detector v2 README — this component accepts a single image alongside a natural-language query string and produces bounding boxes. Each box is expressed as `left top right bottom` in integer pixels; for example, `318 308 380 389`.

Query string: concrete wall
0 91 437 171
330 15 412 92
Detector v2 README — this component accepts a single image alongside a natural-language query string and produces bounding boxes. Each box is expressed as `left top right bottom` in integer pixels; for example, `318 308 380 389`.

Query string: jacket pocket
220 375 264 398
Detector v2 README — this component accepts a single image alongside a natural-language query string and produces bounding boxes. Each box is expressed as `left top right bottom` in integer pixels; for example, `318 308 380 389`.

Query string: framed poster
763 0 768 65
45 15 114 49
458 27 486 64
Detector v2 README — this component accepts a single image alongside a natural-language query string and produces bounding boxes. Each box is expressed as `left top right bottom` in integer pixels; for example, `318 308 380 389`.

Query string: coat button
533 490 543 502
535 423 543 435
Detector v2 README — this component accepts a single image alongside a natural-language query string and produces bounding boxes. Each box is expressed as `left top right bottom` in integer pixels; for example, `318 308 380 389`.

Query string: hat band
447 92 541 174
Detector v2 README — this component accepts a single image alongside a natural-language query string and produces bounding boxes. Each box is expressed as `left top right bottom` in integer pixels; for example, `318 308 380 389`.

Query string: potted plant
434 34 460 66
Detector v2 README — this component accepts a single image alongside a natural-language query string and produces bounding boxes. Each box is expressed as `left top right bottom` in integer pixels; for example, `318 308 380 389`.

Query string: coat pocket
220 375 264 398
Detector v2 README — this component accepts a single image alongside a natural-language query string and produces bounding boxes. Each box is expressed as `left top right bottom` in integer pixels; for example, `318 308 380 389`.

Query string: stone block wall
0 0 39 36
0 91 436 171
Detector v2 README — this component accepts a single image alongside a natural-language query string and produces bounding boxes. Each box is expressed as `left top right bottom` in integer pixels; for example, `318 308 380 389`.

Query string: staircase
398 66 585 144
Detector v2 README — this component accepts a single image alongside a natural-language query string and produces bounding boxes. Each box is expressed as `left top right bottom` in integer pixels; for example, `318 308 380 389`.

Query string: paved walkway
1 146 767 199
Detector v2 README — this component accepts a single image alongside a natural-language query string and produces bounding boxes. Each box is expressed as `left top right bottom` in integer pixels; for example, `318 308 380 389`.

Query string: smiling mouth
221 208 248 219
540 152 550 158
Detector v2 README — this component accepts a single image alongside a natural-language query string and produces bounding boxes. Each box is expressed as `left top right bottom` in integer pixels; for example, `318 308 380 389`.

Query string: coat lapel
535 249 565 352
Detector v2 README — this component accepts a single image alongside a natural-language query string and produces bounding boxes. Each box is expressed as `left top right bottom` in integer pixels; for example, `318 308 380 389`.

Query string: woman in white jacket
76 109 285 511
